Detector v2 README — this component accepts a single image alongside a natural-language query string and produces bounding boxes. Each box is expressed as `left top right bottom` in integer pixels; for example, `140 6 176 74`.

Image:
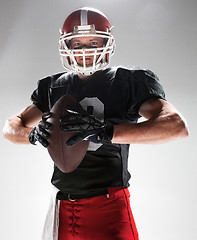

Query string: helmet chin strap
75 62 102 76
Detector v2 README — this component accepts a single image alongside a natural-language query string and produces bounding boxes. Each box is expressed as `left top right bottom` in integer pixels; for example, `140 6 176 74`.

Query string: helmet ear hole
106 53 109 63
103 38 108 47
67 56 71 65
66 40 71 49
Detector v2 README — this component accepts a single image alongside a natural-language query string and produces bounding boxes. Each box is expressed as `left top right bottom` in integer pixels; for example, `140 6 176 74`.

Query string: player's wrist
99 122 114 144
29 127 37 145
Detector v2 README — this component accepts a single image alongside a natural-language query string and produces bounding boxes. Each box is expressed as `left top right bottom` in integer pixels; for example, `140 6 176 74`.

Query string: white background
0 0 196 239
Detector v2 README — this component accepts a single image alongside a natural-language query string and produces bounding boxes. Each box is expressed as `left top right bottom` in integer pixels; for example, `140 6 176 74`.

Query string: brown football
47 94 89 173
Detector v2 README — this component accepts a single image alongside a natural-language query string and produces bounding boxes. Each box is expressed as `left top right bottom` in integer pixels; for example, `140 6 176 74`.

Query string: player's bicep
17 104 43 127
139 98 172 120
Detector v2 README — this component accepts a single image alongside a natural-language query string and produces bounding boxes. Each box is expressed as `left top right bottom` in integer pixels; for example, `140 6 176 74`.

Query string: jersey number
80 97 104 151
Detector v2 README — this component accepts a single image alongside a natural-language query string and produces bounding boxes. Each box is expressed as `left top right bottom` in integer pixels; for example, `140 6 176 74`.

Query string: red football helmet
59 7 115 75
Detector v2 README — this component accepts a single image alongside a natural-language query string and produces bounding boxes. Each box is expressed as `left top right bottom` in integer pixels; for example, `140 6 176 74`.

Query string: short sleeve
30 77 50 112
127 69 166 115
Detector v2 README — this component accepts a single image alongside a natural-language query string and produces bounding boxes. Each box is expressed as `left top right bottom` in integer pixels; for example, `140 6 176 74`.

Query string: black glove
29 112 52 148
60 106 114 146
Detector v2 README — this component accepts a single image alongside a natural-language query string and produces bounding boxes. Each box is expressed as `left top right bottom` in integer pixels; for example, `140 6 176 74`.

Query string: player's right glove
29 112 52 148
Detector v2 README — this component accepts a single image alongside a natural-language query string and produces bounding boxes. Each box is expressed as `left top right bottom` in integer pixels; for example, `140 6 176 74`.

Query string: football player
3 7 188 240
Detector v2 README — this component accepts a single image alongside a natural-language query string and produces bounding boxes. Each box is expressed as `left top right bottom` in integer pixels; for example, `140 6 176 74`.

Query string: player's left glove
60 106 114 146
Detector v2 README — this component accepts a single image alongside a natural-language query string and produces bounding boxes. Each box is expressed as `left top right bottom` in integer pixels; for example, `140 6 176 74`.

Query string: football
47 94 89 173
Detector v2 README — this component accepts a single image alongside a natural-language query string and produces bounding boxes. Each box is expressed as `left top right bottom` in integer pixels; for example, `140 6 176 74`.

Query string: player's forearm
112 112 189 144
3 116 33 144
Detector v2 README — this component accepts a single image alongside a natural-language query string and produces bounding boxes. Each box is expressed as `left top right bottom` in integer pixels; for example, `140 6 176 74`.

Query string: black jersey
31 67 165 195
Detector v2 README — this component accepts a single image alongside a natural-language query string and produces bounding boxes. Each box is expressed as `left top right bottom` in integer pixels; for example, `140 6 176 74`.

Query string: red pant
58 188 139 240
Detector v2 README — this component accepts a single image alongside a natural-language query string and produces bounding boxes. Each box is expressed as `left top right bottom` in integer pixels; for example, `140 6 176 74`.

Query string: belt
57 189 109 201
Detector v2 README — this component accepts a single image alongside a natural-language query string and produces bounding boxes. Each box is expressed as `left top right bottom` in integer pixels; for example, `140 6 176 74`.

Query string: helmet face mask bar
59 8 116 76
